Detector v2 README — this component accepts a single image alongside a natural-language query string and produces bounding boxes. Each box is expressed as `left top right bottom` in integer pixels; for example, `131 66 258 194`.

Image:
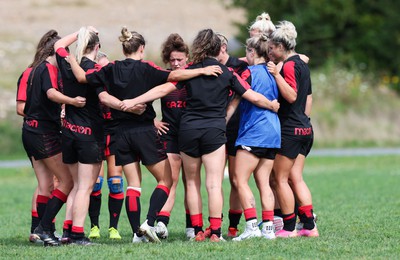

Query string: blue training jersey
235 64 281 148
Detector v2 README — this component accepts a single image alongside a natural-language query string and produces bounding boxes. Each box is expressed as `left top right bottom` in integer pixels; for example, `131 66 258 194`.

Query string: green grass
0 155 399 259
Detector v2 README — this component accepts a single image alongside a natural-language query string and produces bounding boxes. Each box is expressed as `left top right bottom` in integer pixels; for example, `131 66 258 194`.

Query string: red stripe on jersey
240 68 251 82
17 68 33 101
233 71 251 90
283 61 297 92
56 47 69 58
46 63 59 90
141 60 165 71
86 64 103 75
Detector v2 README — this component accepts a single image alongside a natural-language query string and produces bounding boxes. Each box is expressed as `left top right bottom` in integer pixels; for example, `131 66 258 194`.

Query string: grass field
0 155 399 259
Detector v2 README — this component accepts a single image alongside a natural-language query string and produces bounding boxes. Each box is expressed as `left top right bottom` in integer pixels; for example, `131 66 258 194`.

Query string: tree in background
230 0 400 84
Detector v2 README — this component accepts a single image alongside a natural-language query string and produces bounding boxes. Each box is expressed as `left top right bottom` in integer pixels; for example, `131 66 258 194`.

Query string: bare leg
202 145 225 218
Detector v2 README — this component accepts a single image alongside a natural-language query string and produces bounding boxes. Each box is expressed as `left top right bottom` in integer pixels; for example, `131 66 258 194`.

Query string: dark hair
191 29 221 64
29 29 60 69
161 33 189 64
119 26 145 55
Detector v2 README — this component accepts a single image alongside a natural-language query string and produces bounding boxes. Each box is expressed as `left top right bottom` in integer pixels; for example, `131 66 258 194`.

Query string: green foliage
230 0 400 76
0 155 399 258
0 120 25 158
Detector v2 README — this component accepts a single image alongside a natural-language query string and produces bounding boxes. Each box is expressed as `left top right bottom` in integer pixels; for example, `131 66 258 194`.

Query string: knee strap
92 176 103 192
108 176 124 194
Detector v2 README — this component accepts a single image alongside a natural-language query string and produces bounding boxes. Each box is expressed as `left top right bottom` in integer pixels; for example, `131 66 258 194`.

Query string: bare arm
267 61 297 104
98 91 123 110
65 53 88 83
54 31 78 50
46 88 86 107
167 65 222 81
305 94 312 117
98 91 147 115
121 82 177 111
16 101 25 117
226 95 241 124
241 89 280 113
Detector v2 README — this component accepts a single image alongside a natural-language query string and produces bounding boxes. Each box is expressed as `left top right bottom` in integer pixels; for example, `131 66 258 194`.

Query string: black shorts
179 128 226 158
115 125 167 166
62 136 104 164
104 132 117 157
237 145 277 160
161 134 179 154
278 134 313 159
22 129 62 160
226 131 238 157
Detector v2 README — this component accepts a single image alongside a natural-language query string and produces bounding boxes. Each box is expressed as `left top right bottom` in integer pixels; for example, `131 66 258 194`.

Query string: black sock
185 210 192 228
89 192 102 228
40 189 67 232
146 185 169 226
156 214 170 226
282 213 296 231
109 193 124 229
274 208 283 218
228 210 242 229
125 189 141 234
31 212 40 233
36 195 49 222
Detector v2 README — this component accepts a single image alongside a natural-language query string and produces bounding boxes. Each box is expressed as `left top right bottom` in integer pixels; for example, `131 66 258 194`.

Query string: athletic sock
209 217 222 237
298 205 315 230
243 208 257 222
294 201 299 216
228 209 242 229
262 210 274 222
89 190 102 228
125 188 141 234
190 213 203 235
41 189 68 231
146 185 170 226
71 226 85 239
185 209 193 228
36 195 49 221
274 208 283 218
63 220 72 233
109 192 124 229
157 211 170 226
282 213 296 231
31 211 40 233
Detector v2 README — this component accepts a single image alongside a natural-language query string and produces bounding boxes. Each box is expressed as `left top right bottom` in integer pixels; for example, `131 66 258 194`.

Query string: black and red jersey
160 85 187 137
17 62 62 134
85 58 170 126
101 103 119 134
176 57 250 132
16 67 32 102
278 54 312 135
56 48 104 141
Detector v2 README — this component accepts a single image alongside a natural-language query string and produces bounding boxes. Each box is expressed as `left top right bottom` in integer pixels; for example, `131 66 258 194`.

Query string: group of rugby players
17 12 317 246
